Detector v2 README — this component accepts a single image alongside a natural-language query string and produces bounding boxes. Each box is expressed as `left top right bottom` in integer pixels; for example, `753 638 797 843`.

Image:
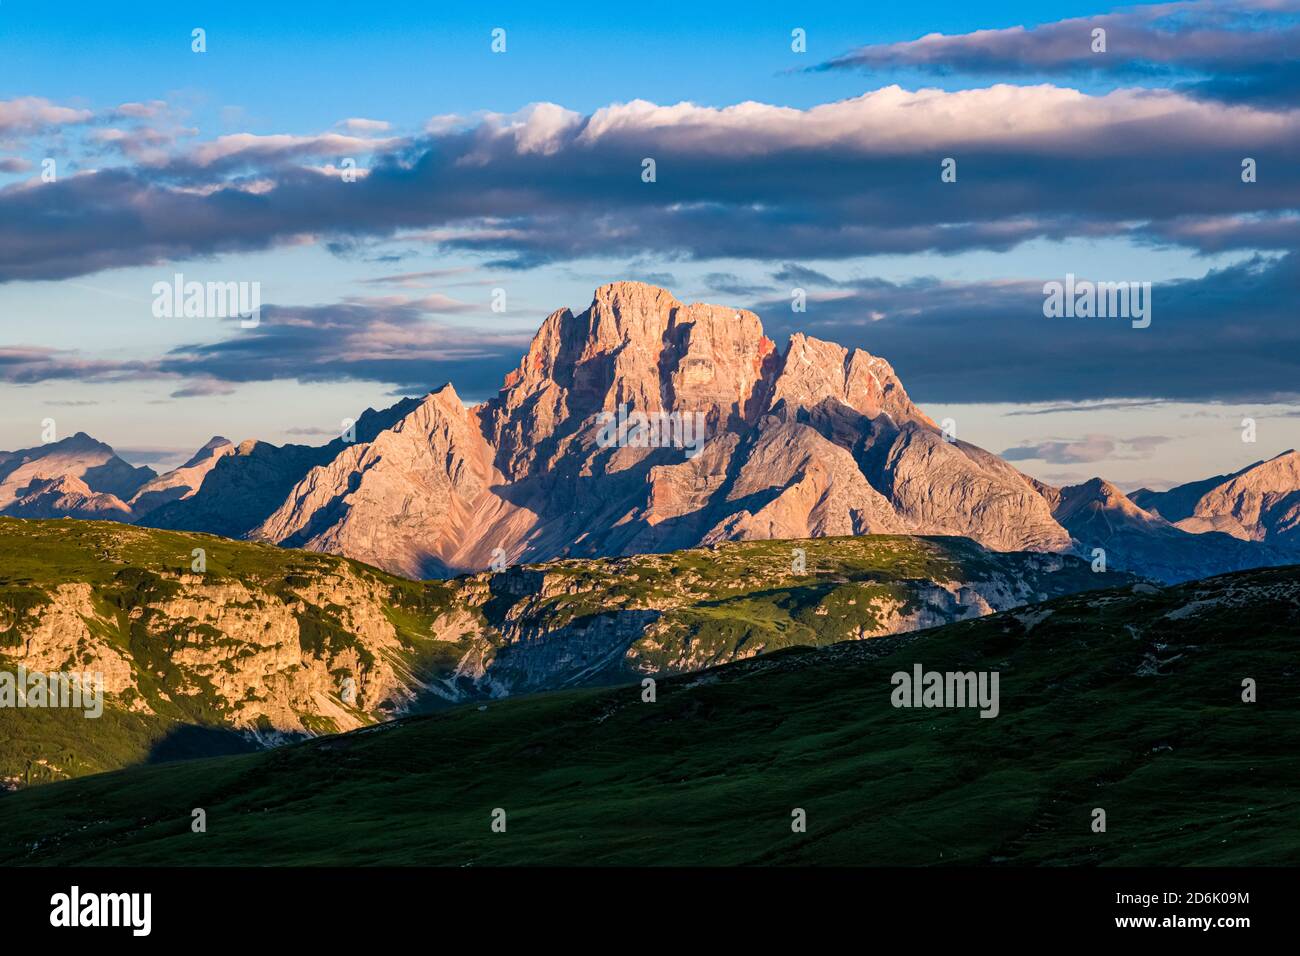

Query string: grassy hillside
1 564 1295 866
0 518 1124 787
0 517 457 786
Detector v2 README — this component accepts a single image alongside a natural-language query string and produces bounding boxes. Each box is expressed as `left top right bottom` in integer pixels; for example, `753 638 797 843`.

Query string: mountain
0 409 423 535
126 437 233 518
249 282 1072 576
0 432 154 517
1037 476 1291 583
140 400 421 537
2 561 1294 865
1129 462 1260 521
1133 450 1300 544
252 385 499 576
0 517 1126 786
6 283 1297 583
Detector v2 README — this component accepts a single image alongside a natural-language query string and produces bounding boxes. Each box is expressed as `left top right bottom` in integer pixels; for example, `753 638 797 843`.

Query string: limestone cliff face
252 385 506 577
1 556 420 738
251 282 1076 576
482 283 779 482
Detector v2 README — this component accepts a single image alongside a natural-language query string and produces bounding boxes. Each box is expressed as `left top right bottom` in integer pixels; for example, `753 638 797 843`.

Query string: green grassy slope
1 564 1295 866
0 518 1123 786
0 518 458 784
500 534 1115 675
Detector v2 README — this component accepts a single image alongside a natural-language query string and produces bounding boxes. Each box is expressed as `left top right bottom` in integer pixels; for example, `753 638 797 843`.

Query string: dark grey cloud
2 86 1298 282
812 0 1300 105
623 271 679 288
1178 61 1300 109
0 346 154 384
169 379 238 399
156 298 530 396
1 297 530 400
1004 399 1169 415
753 252 1300 404
1002 434 1172 464
701 272 775 298
772 263 840 288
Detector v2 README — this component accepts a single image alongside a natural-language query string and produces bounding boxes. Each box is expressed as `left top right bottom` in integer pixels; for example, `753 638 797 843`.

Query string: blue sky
1 0 1298 486
4 1 1116 119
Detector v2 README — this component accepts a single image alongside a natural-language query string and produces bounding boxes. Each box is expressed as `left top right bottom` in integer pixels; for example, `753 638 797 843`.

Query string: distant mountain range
3 282 1297 583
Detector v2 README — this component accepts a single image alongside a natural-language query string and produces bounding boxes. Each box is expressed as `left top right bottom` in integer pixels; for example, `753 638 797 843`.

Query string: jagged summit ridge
244 282 1072 575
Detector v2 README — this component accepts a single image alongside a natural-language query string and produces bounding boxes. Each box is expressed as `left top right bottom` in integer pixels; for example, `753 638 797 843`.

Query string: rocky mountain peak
1053 477 1163 526
1177 448 1300 542
61 431 112 451
489 283 930 449
0 431 155 511
245 282 1090 574
483 281 780 480
767 332 932 427
6 474 133 521
179 436 233 469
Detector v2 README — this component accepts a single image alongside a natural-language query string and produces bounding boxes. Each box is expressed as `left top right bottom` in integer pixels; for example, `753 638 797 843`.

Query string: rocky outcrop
0 522 433 739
